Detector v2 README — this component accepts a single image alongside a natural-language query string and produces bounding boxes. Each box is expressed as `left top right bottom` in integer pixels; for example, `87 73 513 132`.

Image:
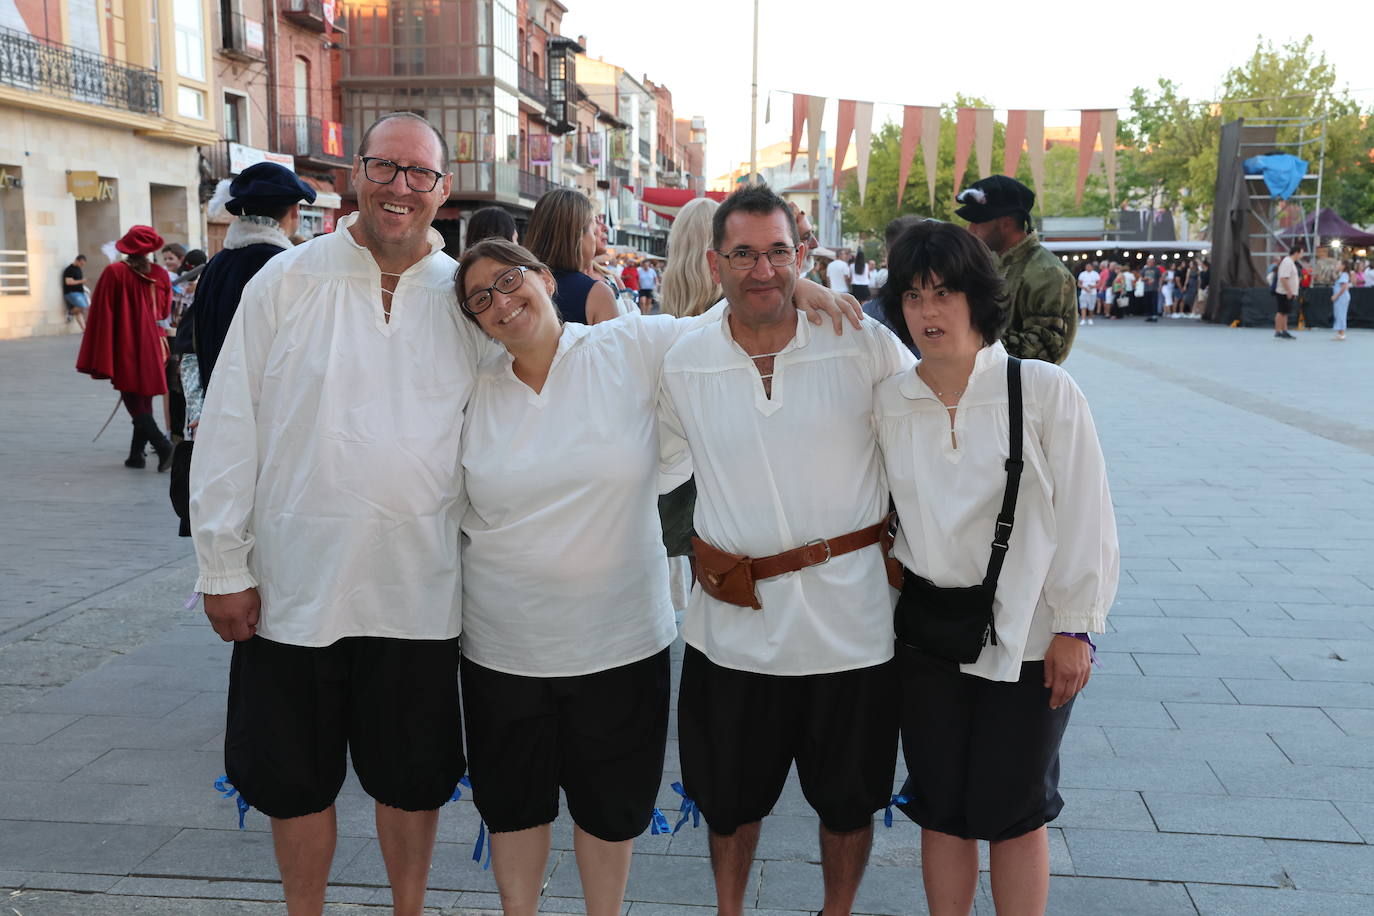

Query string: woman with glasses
453 237 856 916
523 187 621 325
873 221 1117 916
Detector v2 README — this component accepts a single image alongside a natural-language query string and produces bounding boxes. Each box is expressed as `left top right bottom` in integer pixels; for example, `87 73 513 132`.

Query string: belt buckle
991 521 1013 550
802 538 832 566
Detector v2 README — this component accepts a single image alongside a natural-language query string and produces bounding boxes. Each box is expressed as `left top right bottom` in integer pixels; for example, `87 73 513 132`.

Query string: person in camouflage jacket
955 175 1077 364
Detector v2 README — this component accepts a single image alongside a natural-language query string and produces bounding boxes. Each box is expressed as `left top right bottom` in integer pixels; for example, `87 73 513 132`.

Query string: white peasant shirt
873 342 1119 682
659 312 915 676
460 313 712 678
190 213 489 646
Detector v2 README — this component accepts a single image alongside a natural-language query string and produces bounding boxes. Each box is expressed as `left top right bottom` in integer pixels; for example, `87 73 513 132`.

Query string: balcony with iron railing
281 0 347 33
0 25 160 115
518 66 549 108
222 11 266 61
519 169 554 201
278 115 353 167
638 138 651 161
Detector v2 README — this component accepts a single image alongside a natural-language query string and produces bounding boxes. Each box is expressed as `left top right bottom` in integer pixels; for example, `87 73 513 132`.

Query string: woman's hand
1043 634 1092 709
793 277 863 333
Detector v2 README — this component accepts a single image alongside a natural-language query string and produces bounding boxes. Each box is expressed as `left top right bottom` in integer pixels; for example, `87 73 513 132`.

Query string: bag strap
983 357 1023 590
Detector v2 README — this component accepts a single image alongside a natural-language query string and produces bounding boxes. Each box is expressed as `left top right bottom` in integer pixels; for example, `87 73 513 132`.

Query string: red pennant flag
835 99 856 186
1004 110 1028 178
1077 109 1102 205
953 108 977 195
897 106 923 207
790 94 808 169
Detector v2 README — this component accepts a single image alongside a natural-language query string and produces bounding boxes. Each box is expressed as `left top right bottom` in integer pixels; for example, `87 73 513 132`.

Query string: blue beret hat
226 162 317 215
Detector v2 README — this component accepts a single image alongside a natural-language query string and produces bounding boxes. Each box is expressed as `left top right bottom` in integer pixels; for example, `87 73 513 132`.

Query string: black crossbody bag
894 357 1023 664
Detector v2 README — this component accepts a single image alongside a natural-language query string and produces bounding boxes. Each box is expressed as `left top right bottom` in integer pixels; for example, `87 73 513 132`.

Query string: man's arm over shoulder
189 271 282 597
858 315 917 383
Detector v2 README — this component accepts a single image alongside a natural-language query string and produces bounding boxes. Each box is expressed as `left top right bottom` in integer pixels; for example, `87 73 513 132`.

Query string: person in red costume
76 225 175 470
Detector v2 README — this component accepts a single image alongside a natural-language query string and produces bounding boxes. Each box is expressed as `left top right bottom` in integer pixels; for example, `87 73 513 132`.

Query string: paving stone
1054 789 1156 832
1162 701 1343 735
1274 654 1374 682
38 711 223 750
1062 828 1284 886
1057 752 1226 794
754 860 920 915
1235 618 1374 639
1082 673 1234 703
1104 726 1287 764
1131 653 1290 679
1143 792 1362 842
1323 706 1374 736
1110 615 1245 635
1042 875 1197 915
1271 733 1374 767
65 747 223 786
1065 696 1175 729
0 744 104 781
135 827 370 883
1280 602 1374 621
1209 761 1374 803
19 872 123 892
0 820 178 873
1221 678 1374 708
106 876 283 901
0 889 395 914
0 712 80 744
1332 801 1374 845
335 839 502 892
1155 599 1290 619
1095 631 1199 654
19 685 193 717
1187 884 1374 916
1266 838 1374 893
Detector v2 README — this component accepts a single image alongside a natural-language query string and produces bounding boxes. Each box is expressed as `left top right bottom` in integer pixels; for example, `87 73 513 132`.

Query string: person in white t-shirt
872 220 1117 916
1076 261 1099 326
453 236 860 916
658 185 914 916
826 250 851 293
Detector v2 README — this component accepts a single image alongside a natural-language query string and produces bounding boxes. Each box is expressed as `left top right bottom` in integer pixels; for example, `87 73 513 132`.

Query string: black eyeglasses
714 246 801 271
462 265 528 315
359 156 446 193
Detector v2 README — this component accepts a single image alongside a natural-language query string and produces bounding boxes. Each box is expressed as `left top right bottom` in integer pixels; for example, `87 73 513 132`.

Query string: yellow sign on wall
67 171 100 200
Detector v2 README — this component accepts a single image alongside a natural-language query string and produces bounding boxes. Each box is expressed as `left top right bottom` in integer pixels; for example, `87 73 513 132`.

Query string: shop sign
244 18 265 53
0 167 22 190
228 142 295 175
67 170 99 199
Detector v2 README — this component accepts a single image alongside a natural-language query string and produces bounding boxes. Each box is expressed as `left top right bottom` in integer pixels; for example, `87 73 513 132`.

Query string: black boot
124 421 148 469
135 414 174 472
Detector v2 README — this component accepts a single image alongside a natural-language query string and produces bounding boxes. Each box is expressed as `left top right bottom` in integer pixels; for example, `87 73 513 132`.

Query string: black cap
954 175 1034 224
225 162 317 215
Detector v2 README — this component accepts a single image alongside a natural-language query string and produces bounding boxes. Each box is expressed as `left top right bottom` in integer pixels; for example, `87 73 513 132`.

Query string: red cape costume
76 260 171 397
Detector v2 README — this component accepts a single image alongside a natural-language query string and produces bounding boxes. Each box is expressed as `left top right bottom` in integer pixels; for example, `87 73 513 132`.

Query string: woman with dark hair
874 220 1118 916
452 238 859 916
523 187 619 324
464 206 518 250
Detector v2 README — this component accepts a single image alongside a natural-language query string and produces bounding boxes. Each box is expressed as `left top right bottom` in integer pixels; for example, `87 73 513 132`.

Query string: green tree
1126 35 1371 226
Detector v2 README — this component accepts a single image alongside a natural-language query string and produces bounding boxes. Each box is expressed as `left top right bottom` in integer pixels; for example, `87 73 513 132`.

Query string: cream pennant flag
953 108 976 195
764 91 772 124
974 108 994 180
1025 110 1046 208
854 101 874 205
1099 109 1118 203
1076 109 1102 205
1004 110 1028 177
835 99 857 189
806 95 826 179
898 106 923 208
790 93 807 169
921 106 940 211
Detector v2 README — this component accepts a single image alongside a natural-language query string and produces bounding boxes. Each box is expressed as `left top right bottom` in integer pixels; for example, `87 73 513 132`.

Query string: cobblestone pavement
1 320 1372 915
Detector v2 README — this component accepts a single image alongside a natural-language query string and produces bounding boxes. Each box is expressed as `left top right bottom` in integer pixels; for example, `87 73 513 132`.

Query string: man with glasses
658 184 914 916
190 111 484 916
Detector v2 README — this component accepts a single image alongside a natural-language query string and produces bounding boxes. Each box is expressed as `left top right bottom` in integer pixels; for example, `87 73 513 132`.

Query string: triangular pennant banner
1099 109 1118 203
1077 109 1102 205
764 92 771 124
1004 110 1028 178
974 108 994 181
790 93 808 169
1025 110 1046 209
835 99 857 188
953 108 977 195
854 101 874 205
921 107 940 211
897 105 923 207
806 95 826 179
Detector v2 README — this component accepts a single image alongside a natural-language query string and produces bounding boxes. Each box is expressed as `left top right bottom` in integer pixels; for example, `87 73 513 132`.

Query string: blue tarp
1243 154 1309 201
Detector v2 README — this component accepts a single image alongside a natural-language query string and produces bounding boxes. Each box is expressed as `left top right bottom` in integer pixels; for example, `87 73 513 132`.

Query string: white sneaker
1087 319 1094 325
1079 319 1086 326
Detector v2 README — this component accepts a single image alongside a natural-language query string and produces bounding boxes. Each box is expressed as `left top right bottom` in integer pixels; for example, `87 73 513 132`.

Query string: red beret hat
114 225 165 256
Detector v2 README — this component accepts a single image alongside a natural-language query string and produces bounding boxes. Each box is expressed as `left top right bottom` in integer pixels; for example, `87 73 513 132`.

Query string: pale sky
561 0 1374 181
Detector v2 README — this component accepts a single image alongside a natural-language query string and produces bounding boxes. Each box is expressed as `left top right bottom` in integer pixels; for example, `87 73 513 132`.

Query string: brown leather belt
691 516 894 610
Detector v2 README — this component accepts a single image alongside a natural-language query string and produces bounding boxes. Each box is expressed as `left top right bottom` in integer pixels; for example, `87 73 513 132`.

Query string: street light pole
749 0 759 185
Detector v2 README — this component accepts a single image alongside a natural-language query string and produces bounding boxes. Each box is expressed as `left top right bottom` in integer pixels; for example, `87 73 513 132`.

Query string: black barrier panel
1211 288 1372 327
1303 287 1334 328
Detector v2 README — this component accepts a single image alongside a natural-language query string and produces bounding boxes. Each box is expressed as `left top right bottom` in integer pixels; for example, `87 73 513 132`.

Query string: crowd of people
1073 255 1210 325
71 115 1119 916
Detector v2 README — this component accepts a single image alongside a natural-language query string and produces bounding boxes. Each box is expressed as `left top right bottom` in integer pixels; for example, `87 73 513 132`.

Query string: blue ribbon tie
449 774 472 803
214 774 250 830
472 817 492 870
883 794 911 828
670 782 700 834
650 807 671 836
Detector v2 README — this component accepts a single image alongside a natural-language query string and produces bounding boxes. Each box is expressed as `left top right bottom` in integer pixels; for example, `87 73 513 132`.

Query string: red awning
639 188 727 221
